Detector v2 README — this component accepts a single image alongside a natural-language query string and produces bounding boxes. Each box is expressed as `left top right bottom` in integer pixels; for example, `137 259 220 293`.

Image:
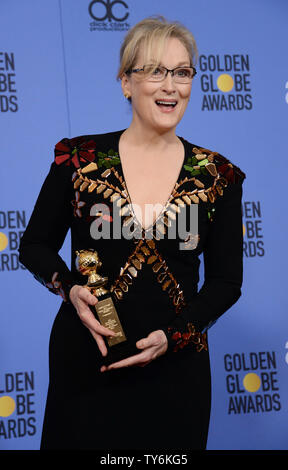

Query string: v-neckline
115 129 188 233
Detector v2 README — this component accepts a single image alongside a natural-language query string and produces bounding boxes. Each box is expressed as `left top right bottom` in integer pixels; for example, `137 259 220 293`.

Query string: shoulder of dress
182 138 246 184
54 130 124 169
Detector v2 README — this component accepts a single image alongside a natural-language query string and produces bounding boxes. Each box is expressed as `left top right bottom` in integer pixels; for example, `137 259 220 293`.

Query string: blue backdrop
1 0 287 450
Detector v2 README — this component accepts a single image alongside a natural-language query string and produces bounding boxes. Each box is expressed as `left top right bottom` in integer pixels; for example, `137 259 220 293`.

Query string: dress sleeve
162 172 245 353
18 139 78 303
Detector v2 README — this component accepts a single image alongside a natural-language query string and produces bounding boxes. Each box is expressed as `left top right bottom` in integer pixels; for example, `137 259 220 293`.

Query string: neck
123 120 179 150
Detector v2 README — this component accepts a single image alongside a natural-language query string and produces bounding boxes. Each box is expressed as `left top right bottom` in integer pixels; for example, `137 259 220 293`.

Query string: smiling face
121 37 193 135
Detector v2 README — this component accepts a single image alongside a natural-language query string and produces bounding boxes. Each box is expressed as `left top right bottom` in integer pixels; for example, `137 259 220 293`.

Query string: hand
69 284 116 357
100 329 168 372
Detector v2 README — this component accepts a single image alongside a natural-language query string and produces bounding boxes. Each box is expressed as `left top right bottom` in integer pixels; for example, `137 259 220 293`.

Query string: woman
19 16 245 450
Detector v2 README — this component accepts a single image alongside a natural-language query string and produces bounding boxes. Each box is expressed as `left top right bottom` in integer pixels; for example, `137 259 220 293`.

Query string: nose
160 71 176 93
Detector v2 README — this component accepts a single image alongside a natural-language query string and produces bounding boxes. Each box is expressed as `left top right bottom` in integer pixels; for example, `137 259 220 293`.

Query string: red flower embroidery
71 191 86 217
217 163 234 183
215 153 245 184
55 137 97 169
45 272 68 301
168 324 208 353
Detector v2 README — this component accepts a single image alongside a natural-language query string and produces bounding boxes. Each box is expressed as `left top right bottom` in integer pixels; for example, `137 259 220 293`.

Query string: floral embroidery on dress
97 149 120 169
45 272 68 300
184 148 218 177
179 145 245 223
72 163 128 205
183 146 245 184
34 272 71 302
55 137 97 169
69 142 246 237
167 323 208 353
71 191 86 218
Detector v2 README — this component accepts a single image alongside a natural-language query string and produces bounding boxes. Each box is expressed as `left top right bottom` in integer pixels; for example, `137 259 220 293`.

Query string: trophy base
87 288 140 367
101 339 141 367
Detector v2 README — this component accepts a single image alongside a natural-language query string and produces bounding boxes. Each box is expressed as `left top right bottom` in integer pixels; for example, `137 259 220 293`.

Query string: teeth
156 101 177 106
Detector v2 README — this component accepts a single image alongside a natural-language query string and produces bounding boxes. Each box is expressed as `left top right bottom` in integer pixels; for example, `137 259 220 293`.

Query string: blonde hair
117 16 198 80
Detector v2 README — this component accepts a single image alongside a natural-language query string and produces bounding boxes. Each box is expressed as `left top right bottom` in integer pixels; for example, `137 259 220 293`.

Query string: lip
155 99 178 104
155 99 178 113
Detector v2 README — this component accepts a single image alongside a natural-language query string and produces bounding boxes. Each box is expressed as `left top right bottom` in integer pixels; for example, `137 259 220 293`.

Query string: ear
121 73 131 98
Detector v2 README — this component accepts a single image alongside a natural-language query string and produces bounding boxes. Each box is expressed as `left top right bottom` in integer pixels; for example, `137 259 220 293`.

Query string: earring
124 92 131 99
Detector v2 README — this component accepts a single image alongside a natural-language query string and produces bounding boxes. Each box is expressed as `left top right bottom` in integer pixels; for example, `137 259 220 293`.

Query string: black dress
18 129 245 450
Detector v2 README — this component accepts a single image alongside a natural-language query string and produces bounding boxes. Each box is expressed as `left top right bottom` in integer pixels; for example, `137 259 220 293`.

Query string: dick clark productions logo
88 0 130 31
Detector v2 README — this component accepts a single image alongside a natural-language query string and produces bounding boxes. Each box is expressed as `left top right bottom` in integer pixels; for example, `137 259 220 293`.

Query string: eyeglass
125 64 197 83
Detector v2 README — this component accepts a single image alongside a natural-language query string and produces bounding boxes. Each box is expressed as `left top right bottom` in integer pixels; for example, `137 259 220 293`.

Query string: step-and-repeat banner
1 0 287 450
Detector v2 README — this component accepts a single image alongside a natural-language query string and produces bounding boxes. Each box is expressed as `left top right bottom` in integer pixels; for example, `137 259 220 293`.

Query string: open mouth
155 100 177 109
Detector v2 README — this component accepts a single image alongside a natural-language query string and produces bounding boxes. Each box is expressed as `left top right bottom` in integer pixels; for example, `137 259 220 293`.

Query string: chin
153 118 181 132
154 110 186 129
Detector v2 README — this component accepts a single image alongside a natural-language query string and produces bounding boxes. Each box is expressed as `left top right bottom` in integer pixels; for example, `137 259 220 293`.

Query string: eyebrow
159 61 191 67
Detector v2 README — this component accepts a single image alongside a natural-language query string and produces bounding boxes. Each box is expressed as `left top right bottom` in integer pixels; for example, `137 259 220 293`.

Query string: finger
101 354 153 372
103 351 149 371
93 322 117 338
79 307 116 337
88 327 108 357
136 331 166 350
136 337 154 350
80 287 98 306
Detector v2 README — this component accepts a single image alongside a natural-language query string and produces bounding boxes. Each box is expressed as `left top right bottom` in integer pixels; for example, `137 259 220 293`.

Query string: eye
175 68 191 78
151 67 163 75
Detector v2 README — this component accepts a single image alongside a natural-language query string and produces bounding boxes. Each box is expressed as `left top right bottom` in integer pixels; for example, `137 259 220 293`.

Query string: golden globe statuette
75 249 138 366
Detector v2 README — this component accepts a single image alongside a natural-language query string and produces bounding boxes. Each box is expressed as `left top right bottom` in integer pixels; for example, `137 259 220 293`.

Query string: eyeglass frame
125 64 197 82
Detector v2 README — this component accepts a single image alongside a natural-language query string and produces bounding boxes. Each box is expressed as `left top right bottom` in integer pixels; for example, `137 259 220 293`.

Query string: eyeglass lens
144 65 194 82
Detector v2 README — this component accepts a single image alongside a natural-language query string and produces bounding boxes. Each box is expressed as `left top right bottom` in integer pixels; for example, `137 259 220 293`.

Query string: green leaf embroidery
97 149 120 168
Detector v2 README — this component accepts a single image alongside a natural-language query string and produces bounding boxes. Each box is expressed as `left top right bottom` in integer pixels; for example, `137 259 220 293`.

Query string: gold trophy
75 249 137 366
